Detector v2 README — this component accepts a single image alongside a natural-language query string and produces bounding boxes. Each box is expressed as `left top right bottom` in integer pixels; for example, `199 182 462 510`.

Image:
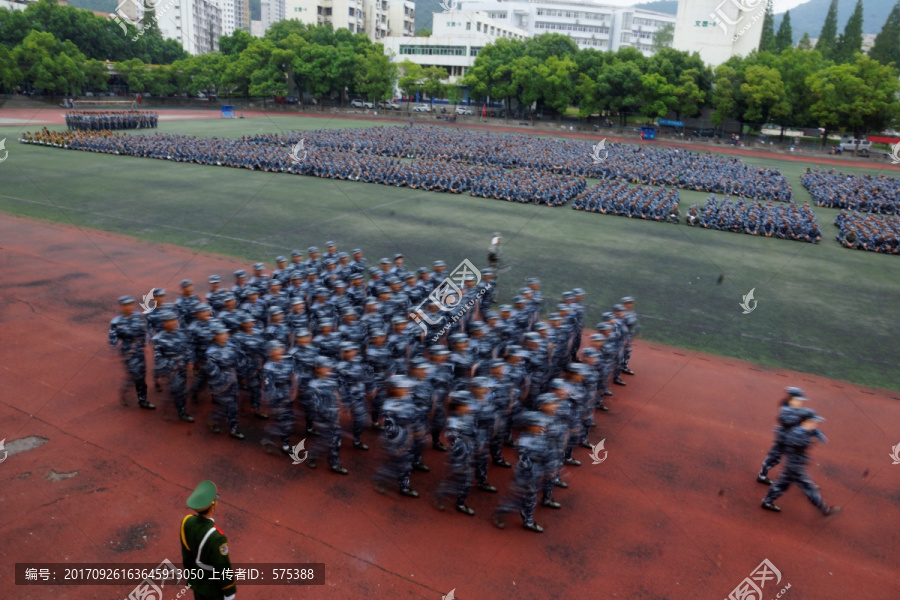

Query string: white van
840 138 872 154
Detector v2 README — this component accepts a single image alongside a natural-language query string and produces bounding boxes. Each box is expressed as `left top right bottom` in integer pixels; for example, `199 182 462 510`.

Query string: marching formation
801 167 899 214
64 111 158 131
834 210 900 254
108 243 640 532
692 196 822 243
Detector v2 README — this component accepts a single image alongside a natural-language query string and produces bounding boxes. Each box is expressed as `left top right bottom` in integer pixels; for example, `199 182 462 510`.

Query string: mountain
635 1 677 15
772 0 887 42
415 0 445 32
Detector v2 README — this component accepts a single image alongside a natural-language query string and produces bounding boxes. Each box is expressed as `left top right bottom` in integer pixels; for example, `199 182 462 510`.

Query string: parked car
412 104 431 112
488 109 506 118
379 100 401 110
274 96 298 104
455 106 473 116
840 138 871 154
350 99 374 109
691 128 716 138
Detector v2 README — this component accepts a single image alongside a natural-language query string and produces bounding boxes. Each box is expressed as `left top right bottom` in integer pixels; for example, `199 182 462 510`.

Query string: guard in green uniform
180 480 237 600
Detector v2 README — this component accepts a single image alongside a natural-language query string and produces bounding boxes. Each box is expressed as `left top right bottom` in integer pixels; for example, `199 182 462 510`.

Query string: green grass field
2 115 898 392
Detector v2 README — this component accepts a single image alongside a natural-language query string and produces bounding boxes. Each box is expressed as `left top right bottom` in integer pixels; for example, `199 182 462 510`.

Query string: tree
797 32 812 50
534 55 577 124
0 44 23 93
12 30 84 95
415 28 432 36
640 71 677 119
673 69 706 119
759 2 776 53
711 64 739 132
595 52 645 127
815 0 839 59
355 47 397 103
421 66 448 107
808 56 900 145
833 0 864 64
775 11 793 52
778 46 825 137
651 24 674 52
740 64 789 125
870 1 900 67
460 38 526 116
219 29 253 56
398 60 423 110
525 33 578 61
117 57 152 93
83 58 109 93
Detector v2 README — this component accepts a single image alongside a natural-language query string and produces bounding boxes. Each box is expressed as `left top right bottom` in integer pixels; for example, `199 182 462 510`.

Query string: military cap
566 363 587 374
785 387 806 398
498 304 513 312
370 328 387 338
597 323 613 332
247 289 260 296
620 296 634 303
601 312 615 321
537 392 558 405
405 272 416 280
368 267 381 275
519 410 548 429
534 322 550 331
269 279 281 287
222 292 236 302
338 252 348 259
339 341 358 353
266 340 284 352
470 376 491 389
392 253 403 260
315 287 329 296
234 269 247 278
208 274 221 283
340 307 356 317
365 297 378 305
417 267 429 275
326 240 336 247
561 291 574 300
290 297 305 306
519 287 532 295
613 304 626 312
549 378 567 391
449 390 473 407
385 275 400 285
290 271 304 281
582 348 599 358
195 303 211 313
242 315 257 324
488 358 506 369
186 480 217 511
276 256 287 263
513 296 525 304
350 273 364 281
323 258 335 266
294 327 311 337
391 315 408 325
430 346 450 356
118 295 135 305
181 279 193 288
388 375 413 389
573 288 585 296
211 323 229 335
291 249 303 257
352 249 362 255
524 332 541 343
449 333 468 345
557 304 570 312
158 309 178 321
375 285 390 296
409 357 429 370
334 281 347 288
464 274 476 282
153 288 166 296
513 349 529 358
253 262 265 271
526 277 540 284
548 312 561 321
308 246 319 253
485 311 500 320
482 268 494 276
319 320 334 329
315 356 334 369
469 320 485 329
433 260 446 268
507 345 522 354
379 258 391 265
590 333 607 342
268 306 283 316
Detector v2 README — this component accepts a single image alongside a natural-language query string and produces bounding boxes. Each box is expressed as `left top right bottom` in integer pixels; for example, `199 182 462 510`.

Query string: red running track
0 214 897 599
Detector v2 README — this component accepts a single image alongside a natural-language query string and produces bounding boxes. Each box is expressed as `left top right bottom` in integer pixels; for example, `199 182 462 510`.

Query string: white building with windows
157 0 223 54
457 0 674 54
261 0 286 30
217 0 237 35
382 10 528 82
364 0 389 41
386 0 415 37
672 0 762 66
285 0 366 34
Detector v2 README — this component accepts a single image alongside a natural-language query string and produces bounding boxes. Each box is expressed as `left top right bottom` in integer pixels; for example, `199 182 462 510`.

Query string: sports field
1 111 898 392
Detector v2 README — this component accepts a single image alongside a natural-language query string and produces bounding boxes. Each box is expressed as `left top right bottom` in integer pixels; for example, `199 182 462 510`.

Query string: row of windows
487 11 507 19
574 38 608 47
536 8 608 20
633 17 669 28
399 45 467 56
535 21 609 34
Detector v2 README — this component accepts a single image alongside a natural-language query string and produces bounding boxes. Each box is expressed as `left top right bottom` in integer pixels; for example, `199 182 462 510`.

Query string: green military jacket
180 514 236 598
